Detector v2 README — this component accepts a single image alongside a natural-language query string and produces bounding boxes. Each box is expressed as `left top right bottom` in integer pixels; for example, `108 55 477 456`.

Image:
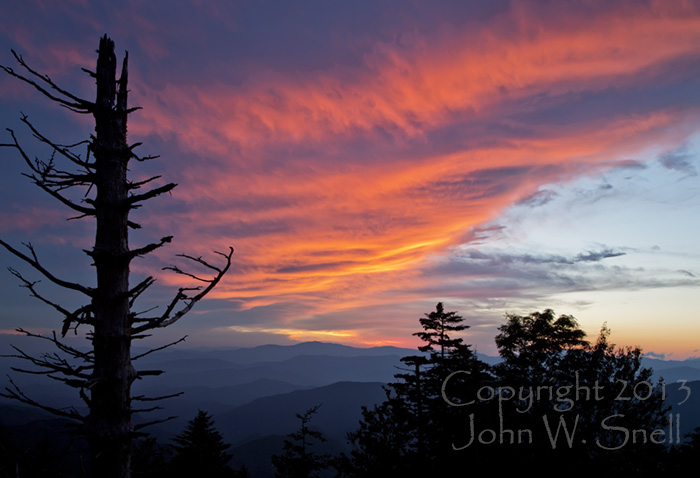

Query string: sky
0 0 699 359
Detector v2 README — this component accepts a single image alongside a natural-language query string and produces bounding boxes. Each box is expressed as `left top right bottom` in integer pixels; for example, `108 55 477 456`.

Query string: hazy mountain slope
665 379 700 440
133 340 419 366
0 341 699 478
133 353 406 397
214 381 387 445
651 366 700 383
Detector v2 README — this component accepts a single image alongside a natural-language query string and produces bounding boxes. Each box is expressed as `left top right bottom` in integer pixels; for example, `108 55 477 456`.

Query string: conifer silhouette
170 410 238 478
272 404 330 478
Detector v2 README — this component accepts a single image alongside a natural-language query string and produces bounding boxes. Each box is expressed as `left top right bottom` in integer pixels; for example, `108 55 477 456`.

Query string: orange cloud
3 1 699 352
129 2 700 151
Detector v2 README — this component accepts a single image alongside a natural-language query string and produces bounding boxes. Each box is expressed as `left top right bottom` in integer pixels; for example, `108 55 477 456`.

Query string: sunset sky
0 1 698 359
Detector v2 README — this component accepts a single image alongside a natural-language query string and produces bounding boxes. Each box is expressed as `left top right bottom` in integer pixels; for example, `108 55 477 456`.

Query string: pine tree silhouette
345 303 492 475
170 410 237 478
272 404 330 478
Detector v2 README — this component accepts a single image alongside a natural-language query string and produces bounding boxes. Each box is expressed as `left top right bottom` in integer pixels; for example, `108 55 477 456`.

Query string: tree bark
84 35 136 478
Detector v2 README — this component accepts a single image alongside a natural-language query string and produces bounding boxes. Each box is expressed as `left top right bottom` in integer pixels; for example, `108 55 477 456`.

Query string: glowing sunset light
0 1 699 358
128 3 700 153
225 326 360 342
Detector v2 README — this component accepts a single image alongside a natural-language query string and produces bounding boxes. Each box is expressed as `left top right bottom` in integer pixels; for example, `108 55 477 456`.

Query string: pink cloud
2 0 699 351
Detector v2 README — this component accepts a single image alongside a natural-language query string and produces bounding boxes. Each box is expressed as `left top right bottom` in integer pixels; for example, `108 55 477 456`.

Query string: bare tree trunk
84 35 136 478
1 34 233 478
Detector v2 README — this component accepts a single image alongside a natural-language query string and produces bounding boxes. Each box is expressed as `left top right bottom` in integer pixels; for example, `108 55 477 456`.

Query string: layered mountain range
1 340 698 477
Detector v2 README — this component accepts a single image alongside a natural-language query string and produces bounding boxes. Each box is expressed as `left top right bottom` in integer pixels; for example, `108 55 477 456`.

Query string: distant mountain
651 366 700 384
4 340 699 410
665 379 700 440
139 380 387 449
133 340 420 366
642 356 700 383
215 381 387 444
133 353 406 398
642 357 700 370
133 377 311 418
0 403 55 427
1 340 699 478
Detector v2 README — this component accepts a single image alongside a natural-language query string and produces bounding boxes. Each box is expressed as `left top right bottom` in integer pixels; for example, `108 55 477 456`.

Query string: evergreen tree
346 306 674 475
272 404 330 478
343 388 417 476
170 411 237 478
412 303 493 463
345 303 492 475
414 302 469 361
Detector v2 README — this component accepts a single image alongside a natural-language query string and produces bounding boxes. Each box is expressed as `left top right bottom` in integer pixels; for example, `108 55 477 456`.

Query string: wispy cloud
1 0 699 355
658 144 698 177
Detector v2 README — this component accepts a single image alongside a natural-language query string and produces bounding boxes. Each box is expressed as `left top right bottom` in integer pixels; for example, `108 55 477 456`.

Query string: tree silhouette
272 404 330 478
131 436 170 478
494 308 588 385
414 302 469 361
683 427 700 453
170 410 240 478
346 305 675 474
0 36 233 478
341 389 416 476
345 303 492 475
494 312 669 473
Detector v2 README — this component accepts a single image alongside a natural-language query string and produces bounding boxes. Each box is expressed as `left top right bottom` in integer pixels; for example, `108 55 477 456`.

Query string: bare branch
133 416 177 431
2 343 93 380
128 175 162 190
132 391 184 402
35 184 96 216
14 329 94 362
131 405 163 414
127 182 177 207
131 152 160 162
19 115 96 170
131 336 187 361
173 251 227 273
128 236 173 260
131 247 233 334
67 212 94 222
0 327 96 423
8 266 71 315
130 307 159 321
135 370 164 377
7 267 95 336
0 376 85 422
0 240 94 297
162 265 209 283
1 50 93 112
127 276 157 306
3 129 97 217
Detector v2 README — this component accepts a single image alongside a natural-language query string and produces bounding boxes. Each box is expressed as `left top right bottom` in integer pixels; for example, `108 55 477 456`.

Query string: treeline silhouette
1 304 698 476
292 304 699 477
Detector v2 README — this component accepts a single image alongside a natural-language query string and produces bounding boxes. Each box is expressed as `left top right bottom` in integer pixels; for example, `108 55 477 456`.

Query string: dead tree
0 35 233 478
